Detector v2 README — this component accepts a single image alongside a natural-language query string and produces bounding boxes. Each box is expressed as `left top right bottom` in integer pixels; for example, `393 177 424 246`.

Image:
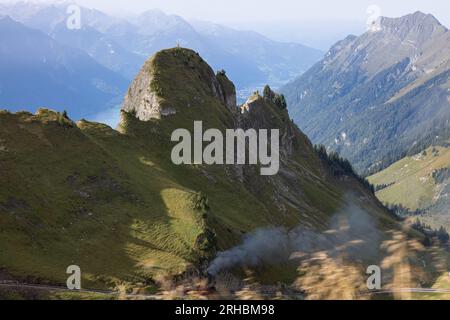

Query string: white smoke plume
207 194 381 275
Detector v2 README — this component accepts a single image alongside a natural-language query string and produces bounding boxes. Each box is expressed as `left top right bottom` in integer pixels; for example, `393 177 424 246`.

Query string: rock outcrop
121 59 168 121
216 71 237 109
121 48 236 122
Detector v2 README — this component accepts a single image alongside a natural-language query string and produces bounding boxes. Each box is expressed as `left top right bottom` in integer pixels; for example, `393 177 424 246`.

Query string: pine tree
437 226 449 244
280 94 287 109
263 85 273 100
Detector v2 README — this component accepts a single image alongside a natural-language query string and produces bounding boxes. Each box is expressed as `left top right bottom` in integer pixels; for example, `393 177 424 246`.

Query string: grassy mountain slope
369 143 450 231
0 48 444 299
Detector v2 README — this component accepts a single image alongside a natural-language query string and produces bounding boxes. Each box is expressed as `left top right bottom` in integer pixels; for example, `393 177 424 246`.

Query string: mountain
0 3 323 96
2 47 441 300
369 142 450 233
282 12 450 174
0 2 146 80
0 0 65 33
134 9 193 36
49 22 144 80
100 9 324 92
0 1 134 34
0 16 128 119
190 20 324 86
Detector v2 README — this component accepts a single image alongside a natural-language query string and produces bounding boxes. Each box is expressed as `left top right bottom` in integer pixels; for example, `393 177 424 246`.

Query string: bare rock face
121 48 237 123
239 93 302 159
216 71 237 110
380 11 445 43
121 60 174 121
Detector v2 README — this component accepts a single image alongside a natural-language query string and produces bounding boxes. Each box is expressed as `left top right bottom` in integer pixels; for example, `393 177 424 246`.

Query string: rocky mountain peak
135 10 195 36
282 11 450 174
121 47 236 123
379 11 446 41
0 15 20 26
382 11 442 28
321 11 450 78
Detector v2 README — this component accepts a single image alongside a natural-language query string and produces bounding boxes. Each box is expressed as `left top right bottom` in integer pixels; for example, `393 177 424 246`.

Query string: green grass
0 48 405 295
0 110 210 289
369 145 450 210
369 144 450 231
0 108 315 290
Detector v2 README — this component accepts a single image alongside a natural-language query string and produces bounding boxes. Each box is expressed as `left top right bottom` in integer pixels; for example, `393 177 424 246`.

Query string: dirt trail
0 282 159 300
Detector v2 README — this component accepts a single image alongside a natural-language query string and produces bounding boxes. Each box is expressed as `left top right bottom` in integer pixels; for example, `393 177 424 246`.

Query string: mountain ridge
0 16 128 119
282 11 450 174
0 1 323 101
1 48 429 299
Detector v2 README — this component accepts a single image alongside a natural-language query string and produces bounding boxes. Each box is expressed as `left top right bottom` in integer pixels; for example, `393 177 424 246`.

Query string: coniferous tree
437 226 450 244
263 85 274 100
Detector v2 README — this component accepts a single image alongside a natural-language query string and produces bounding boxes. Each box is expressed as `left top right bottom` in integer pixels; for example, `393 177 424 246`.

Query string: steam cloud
207 194 381 275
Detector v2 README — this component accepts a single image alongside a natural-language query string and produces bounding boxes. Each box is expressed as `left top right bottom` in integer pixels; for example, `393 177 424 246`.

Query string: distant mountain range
0 1 323 120
282 11 450 174
0 16 128 120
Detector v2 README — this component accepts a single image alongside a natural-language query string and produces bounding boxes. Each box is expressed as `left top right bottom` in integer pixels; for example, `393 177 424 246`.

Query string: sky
61 0 450 25
1 0 450 48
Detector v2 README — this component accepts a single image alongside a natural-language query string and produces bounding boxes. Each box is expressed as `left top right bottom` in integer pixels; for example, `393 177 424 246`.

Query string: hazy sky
2 0 450 48
50 0 450 25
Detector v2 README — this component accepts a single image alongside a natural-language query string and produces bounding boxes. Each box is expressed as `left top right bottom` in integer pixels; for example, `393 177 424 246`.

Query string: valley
282 12 450 175
0 2 323 120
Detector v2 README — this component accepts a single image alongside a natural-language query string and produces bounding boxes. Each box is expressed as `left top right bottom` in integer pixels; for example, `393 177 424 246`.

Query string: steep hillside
282 12 450 174
0 48 443 299
0 16 128 119
369 143 450 231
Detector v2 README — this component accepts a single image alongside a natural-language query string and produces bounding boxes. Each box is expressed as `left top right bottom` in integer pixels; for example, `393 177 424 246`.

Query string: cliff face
122 58 163 121
216 71 237 109
121 58 165 121
121 48 236 122
118 48 411 274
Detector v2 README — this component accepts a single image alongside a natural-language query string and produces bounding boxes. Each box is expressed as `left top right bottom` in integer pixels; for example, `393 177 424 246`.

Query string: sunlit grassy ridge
369 144 450 230
0 110 207 288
